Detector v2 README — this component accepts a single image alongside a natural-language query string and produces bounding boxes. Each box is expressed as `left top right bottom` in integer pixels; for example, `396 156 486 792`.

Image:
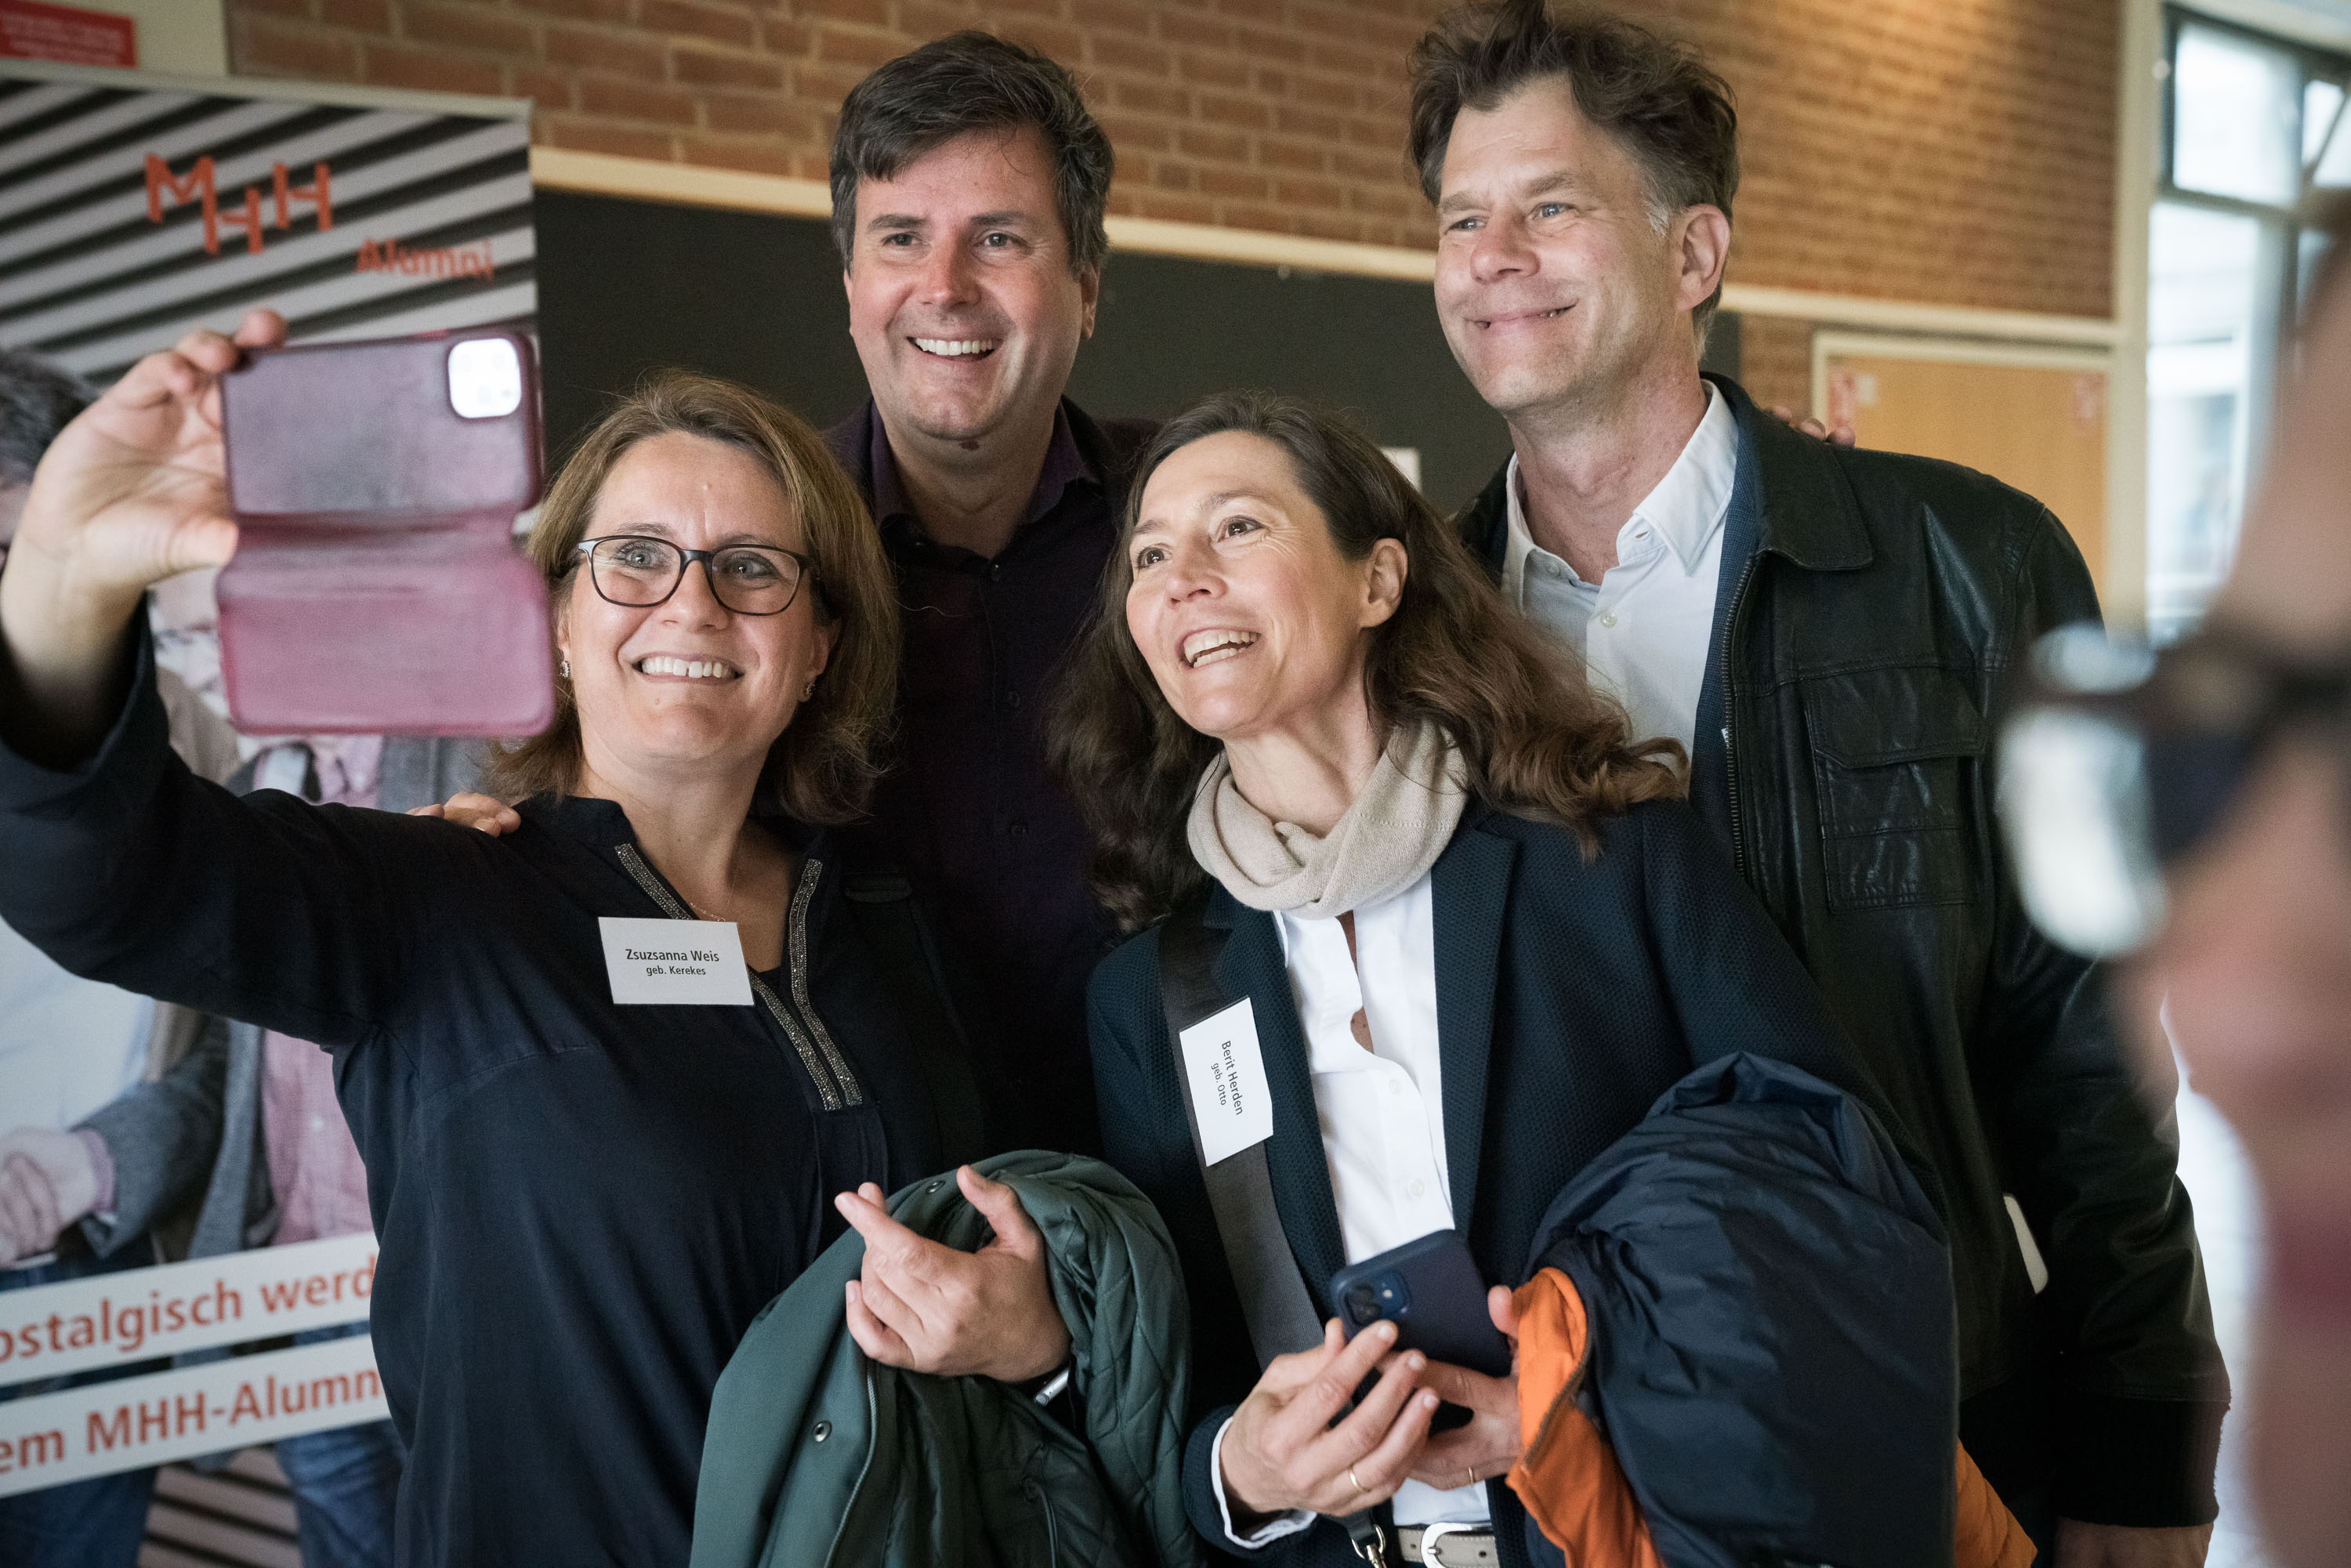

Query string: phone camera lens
1343 1283 1379 1324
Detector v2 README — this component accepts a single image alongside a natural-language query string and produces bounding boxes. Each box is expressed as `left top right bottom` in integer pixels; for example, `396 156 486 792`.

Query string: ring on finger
1347 1466 1366 1498
1461 1467 1476 1490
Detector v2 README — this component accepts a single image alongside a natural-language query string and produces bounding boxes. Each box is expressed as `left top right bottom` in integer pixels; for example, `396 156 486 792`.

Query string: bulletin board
1812 333 2112 583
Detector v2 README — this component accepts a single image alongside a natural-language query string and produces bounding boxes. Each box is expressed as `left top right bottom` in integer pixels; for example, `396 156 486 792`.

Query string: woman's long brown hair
1048 390 1684 931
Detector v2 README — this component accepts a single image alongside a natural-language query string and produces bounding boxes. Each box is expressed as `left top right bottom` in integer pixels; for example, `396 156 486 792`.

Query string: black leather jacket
1458 377 2226 1526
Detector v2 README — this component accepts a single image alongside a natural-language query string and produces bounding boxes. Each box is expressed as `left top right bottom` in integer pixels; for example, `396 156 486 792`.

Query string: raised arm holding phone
0 315 270 758
0 313 1038 1568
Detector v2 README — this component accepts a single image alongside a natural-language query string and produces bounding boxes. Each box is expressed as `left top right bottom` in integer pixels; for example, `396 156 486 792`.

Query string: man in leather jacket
1407 3 2224 1559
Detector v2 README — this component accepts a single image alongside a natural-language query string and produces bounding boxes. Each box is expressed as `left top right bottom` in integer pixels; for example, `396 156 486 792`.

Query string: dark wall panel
534 192 873 455
534 189 1512 513
1070 252 1511 512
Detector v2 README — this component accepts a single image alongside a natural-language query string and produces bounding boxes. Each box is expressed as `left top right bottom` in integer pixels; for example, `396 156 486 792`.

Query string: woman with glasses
0 314 1065 1567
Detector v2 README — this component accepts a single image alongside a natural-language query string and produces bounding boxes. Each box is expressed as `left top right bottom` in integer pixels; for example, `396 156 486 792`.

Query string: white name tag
598 918 752 1005
1179 998 1273 1166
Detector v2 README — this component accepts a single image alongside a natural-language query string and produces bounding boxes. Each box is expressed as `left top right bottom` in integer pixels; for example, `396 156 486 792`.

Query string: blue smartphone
1329 1230 1511 1379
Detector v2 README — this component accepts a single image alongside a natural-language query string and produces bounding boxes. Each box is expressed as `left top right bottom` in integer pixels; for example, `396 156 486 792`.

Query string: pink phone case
215 329 552 736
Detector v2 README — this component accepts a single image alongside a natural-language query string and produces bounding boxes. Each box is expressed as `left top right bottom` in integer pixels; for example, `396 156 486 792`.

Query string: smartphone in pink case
216 329 552 735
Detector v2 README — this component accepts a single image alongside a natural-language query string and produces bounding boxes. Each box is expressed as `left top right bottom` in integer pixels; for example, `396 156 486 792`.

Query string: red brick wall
1674 0 2119 320
226 0 2117 317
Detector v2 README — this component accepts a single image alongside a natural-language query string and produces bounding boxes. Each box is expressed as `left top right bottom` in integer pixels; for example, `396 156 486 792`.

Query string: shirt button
1599 610 1617 628
988 563 1004 581
1407 1178 1427 1199
1009 819 1030 839
1004 690 1021 710
1387 1079 1403 1096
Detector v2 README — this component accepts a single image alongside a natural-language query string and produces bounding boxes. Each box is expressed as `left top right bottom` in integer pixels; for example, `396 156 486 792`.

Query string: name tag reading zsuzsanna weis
598 917 753 1005
1178 998 1273 1166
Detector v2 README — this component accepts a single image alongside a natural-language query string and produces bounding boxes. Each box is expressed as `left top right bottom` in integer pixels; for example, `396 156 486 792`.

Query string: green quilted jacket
690 1150 1202 1568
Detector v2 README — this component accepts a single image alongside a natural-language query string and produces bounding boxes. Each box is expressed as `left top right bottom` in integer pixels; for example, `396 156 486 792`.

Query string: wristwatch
1019 1358 1074 1406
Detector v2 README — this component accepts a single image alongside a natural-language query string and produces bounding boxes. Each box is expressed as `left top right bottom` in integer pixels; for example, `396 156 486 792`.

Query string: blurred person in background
3 356 412 1568
1409 3 2223 1560
1998 204 2351 1568
32 572 423 1568
0 346 226 1567
0 349 88 556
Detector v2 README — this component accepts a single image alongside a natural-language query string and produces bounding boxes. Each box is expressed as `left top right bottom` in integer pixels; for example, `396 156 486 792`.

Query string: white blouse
1212 870 1489 1544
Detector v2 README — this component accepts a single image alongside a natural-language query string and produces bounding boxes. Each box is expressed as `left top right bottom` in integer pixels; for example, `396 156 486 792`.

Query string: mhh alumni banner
0 57 535 380
0 1235 381 1497
0 60 538 1494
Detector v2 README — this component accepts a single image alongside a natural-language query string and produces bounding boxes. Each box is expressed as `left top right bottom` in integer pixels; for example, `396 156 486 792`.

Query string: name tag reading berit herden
598 918 753 1005
1178 998 1273 1166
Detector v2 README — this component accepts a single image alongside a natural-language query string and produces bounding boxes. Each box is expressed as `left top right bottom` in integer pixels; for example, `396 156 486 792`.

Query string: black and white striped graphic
1 68 534 382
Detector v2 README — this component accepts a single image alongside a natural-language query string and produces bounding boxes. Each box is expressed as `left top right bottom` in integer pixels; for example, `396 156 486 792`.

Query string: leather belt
1395 1524 1498 1566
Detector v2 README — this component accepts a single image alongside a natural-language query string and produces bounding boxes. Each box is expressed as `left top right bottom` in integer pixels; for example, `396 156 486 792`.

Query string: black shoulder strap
1161 900 1393 1564
1155 900 1324 1365
842 874 989 1168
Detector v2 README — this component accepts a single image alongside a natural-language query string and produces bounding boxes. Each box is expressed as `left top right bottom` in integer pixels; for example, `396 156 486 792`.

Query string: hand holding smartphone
1330 1230 1511 1432
214 329 551 735
1331 1230 1512 1375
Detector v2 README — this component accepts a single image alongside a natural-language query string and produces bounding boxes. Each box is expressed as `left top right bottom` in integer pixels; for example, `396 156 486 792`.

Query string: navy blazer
1087 798 1894 1566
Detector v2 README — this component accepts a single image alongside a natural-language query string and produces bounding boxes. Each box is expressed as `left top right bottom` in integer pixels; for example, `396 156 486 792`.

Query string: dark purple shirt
826 400 1155 1158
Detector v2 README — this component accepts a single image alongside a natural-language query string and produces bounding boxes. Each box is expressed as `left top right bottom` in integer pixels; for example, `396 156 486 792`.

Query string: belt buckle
1414 1523 1495 1565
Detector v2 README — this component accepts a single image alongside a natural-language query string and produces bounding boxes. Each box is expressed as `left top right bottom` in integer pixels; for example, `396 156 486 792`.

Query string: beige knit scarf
1186 720 1470 918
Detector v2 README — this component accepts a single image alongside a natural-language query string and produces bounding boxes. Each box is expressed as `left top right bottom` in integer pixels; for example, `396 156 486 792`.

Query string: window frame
2150 6 2351 637
2161 6 2351 384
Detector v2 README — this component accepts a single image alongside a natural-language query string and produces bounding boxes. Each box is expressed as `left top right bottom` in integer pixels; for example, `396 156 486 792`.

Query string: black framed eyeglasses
575 535 813 617
1997 622 2351 958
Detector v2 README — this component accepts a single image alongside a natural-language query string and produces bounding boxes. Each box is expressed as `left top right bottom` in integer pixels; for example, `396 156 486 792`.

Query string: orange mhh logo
144 154 331 256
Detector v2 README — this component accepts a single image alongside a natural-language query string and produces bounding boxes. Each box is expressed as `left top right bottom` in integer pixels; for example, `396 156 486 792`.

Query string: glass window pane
2317 105 2351 187
2147 203 2264 641
2304 78 2343 165
2173 24 2302 205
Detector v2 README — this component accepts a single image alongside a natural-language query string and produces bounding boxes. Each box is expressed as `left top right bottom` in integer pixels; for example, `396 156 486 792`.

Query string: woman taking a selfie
0 314 1064 1566
1052 393 1919 1565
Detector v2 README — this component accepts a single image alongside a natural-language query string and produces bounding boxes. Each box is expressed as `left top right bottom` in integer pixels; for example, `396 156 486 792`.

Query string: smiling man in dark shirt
820 34 1155 1159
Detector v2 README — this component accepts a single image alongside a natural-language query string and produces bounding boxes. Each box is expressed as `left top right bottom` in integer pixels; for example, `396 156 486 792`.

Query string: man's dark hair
1407 0 1739 331
829 31 1114 277
0 347 92 488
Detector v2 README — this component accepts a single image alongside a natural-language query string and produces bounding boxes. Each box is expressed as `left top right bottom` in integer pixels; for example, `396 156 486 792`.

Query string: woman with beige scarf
1045 392 1918 1568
